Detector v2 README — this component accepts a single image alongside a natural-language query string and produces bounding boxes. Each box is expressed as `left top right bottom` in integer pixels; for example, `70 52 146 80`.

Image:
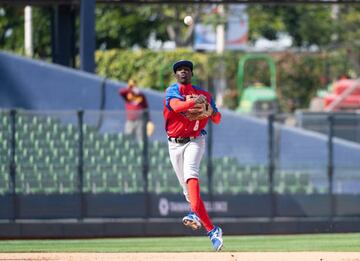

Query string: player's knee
185 172 199 181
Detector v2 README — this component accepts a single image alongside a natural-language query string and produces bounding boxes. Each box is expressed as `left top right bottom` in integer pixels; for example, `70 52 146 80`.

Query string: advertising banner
194 4 248 51
149 193 272 218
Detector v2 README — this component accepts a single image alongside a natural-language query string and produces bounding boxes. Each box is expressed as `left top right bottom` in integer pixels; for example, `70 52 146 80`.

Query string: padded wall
1 51 359 168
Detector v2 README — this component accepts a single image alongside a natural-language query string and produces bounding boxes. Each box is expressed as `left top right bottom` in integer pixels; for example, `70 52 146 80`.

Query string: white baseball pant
168 135 205 202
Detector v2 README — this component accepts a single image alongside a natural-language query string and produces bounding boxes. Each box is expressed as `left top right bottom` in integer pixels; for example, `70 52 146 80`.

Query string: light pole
24 5 33 57
215 4 226 107
216 5 225 55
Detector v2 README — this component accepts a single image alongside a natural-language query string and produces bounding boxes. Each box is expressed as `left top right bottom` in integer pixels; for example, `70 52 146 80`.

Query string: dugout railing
0 109 360 220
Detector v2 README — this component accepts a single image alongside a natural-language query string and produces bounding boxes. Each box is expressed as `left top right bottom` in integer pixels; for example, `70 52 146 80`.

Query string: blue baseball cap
173 60 193 73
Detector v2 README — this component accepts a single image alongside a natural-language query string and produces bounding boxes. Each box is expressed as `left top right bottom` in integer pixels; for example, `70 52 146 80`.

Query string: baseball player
163 60 223 251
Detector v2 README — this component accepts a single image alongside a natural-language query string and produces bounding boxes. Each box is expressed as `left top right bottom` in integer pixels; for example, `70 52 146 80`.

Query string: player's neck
178 82 192 87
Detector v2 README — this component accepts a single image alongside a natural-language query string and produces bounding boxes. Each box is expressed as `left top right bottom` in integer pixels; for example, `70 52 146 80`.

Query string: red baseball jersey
163 83 218 138
119 87 148 121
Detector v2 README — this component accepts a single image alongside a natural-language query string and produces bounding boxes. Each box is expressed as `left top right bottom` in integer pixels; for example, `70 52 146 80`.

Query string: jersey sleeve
165 83 184 111
169 98 196 113
208 95 221 124
119 87 129 100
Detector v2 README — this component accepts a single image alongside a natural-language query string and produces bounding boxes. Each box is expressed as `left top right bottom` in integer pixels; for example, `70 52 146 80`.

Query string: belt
168 136 197 144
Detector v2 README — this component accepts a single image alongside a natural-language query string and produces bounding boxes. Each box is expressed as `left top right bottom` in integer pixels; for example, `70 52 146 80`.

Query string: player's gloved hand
203 103 214 117
185 94 207 104
183 94 214 121
194 94 207 104
185 103 208 121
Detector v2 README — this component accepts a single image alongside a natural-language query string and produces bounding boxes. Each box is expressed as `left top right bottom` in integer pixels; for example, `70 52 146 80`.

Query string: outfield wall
2 217 360 238
1 51 360 167
1 192 360 238
0 51 163 111
1 193 360 220
1 52 360 237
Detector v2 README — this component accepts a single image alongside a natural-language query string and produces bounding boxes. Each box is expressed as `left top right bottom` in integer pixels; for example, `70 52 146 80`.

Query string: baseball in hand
184 16 193 26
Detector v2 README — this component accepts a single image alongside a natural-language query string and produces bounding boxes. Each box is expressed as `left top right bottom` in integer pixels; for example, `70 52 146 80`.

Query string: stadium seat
122 165 143 193
239 171 254 194
4 112 327 197
167 172 182 193
254 172 269 193
0 165 9 194
39 170 58 194
104 168 123 193
213 168 231 194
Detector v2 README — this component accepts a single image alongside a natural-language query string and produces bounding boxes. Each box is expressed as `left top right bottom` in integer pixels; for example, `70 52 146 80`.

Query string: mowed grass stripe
0 233 360 252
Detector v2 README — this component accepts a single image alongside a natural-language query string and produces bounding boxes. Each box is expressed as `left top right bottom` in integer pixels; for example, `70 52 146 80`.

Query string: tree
247 5 335 49
0 7 25 52
154 4 200 47
95 4 164 49
0 6 52 58
95 4 204 49
336 5 360 74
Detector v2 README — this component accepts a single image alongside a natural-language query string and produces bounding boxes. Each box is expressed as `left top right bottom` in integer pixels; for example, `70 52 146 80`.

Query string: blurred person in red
119 79 151 142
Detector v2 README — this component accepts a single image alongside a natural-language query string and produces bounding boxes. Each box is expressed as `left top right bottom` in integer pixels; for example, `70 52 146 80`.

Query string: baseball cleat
182 212 202 230
207 226 223 251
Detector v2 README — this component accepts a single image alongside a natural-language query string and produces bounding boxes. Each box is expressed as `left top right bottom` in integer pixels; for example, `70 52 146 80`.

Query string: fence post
268 113 276 218
9 109 17 221
207 120 213 199
142 110 149 218
327 114 335 219
77 110 85 220
207 75 214 201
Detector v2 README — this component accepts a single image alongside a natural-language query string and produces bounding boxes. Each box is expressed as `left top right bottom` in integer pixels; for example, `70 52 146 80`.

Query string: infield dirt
0 252 359 261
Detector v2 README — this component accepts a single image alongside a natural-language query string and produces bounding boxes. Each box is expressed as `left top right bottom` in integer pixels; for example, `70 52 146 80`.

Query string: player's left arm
209 96 221 124
119 88 129 100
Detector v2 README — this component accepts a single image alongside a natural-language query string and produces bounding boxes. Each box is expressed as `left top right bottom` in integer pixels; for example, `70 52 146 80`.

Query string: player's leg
168 141 202 230
168 141 185 189
182 136 212 229
124 120 135 139
134 119 144 142
183 136 223 251
168 141 190 201
124 120 131 135
185 178 212 230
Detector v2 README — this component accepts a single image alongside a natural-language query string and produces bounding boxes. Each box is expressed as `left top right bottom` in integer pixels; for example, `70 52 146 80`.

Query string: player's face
175 67 192 84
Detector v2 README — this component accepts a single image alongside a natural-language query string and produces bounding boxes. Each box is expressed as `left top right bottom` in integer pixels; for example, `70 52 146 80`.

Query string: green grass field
1 233 360 252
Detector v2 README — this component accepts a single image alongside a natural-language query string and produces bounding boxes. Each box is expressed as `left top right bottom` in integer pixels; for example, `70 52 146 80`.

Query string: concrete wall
0 51 163 111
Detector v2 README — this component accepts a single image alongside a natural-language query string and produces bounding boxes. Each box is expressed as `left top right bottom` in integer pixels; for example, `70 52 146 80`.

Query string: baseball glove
184 94 213 121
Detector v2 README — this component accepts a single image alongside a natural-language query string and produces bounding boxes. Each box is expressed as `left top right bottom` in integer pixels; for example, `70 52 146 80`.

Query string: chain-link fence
0 109 360 219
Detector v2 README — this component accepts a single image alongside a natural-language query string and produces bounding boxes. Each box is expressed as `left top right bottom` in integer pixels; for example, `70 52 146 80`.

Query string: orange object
323 79 360 110
334 79 360 95
324 94 360 109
